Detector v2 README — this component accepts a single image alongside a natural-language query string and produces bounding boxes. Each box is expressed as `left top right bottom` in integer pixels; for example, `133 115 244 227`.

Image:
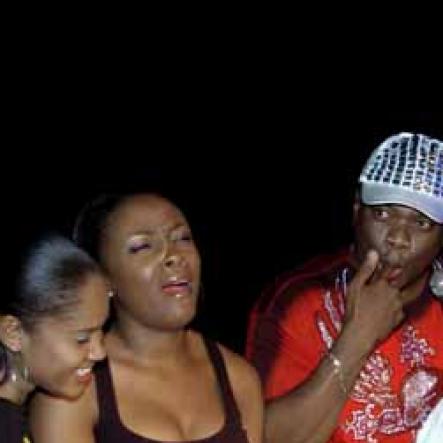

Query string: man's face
353 201 443 289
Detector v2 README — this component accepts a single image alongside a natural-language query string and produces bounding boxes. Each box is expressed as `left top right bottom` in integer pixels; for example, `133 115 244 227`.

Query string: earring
10 369 18 383
108 289 115 299
430 259 443 298
9 351 30 384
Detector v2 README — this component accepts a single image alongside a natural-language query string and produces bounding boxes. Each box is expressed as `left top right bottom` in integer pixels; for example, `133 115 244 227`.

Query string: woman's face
354 202 443 289
101 194 201 331
21 272 109 399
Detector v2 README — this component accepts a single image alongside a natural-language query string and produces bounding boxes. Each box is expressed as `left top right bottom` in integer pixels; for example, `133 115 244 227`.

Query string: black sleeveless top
0 398 30 443
93 338 250 443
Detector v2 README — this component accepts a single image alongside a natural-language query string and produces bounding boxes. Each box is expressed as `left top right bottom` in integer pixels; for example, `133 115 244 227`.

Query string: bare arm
264 323 371 443
29 380 97 443
222 346 264 443
263 251 407 443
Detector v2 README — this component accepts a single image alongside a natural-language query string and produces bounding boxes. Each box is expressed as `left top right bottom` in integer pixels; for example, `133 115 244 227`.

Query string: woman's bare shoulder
29 378 98 443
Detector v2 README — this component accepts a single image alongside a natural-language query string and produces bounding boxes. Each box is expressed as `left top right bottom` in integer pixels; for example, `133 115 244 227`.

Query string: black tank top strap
94 359 122 441
202 336 243 429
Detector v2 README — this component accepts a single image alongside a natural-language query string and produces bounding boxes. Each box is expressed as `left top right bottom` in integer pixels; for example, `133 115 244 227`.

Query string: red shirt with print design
246 249 443 443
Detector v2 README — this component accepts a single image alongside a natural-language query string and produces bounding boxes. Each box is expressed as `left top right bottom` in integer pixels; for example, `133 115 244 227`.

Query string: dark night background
5 72 442 354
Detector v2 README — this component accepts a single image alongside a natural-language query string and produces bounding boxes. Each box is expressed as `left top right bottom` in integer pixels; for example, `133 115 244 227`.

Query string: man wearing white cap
246 133 443 442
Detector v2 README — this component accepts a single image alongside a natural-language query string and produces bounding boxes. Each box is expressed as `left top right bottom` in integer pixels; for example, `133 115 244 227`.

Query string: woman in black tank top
30 193 263 443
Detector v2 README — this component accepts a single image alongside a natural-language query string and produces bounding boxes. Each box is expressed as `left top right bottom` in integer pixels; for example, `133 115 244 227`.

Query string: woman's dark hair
0 233 100 383
72 193 127 263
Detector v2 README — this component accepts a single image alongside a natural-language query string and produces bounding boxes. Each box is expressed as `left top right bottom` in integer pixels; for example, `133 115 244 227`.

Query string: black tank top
0 398 29 443
93 337 250 443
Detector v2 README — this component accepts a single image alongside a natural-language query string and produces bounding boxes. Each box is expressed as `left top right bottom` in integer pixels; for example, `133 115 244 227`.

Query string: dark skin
30 194 264 443
264 198 443 443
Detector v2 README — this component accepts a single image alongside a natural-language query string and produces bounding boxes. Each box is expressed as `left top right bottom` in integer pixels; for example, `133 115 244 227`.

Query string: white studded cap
359 132 443 223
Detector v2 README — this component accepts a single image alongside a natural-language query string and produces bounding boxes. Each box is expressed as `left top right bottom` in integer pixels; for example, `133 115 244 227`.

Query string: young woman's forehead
37 274 109 330
109 195 188 232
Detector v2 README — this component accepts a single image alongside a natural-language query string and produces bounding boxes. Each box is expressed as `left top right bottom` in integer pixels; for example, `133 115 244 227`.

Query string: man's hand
345 250 405 350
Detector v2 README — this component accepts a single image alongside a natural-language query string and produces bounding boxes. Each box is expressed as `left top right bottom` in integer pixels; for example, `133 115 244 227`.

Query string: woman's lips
162 280 192 296
76 367 93 384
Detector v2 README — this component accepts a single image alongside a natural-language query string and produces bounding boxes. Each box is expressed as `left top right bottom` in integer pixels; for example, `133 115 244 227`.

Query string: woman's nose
89 332 106 362
164 253 184 269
